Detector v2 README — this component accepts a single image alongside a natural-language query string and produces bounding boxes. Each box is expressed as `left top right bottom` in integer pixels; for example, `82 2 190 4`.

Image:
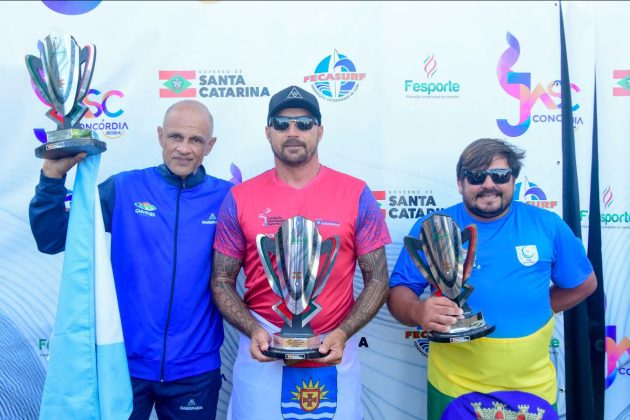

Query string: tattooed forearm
211 252 261 337
337 247 389 338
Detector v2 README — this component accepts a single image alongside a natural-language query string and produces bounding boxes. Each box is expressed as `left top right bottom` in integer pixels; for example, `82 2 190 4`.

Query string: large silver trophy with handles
26 33 106 159
256 216 340 360
404 213 494 343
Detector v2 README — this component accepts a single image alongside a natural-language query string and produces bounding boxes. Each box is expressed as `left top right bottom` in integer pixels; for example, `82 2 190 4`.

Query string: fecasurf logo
612 70 630 96
378 189 444 219
514 178 557 210
497 32 583 137
134 202 157 217
404 54 461 99
580 186 630 228
160 71 196 98
404 328 430 358
304 49 366 102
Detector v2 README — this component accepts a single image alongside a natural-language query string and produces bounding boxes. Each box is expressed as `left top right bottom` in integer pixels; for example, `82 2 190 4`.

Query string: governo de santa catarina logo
304 49 366 102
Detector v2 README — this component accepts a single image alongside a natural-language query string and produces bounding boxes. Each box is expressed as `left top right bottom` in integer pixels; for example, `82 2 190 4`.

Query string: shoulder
231 169 274 194
321 166 366 189
512 201 562 222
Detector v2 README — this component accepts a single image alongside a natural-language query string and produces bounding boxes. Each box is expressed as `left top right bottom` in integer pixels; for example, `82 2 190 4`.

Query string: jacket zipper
160 181 184 381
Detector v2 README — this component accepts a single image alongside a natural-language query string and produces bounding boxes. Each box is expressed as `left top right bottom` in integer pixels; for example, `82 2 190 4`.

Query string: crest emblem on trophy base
257 216 339 360
26 33 106 159
404 213 495 343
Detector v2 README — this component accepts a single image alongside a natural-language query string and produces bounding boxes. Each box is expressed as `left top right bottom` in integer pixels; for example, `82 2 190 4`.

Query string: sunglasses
463 168 513 185
268 116 318 131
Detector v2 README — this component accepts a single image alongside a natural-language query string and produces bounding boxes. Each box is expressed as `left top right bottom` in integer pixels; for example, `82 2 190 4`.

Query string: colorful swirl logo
602 186 613 209
423 54 437 79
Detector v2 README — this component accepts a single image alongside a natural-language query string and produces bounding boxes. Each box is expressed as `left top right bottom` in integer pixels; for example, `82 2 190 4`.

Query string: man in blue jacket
29 100 232 419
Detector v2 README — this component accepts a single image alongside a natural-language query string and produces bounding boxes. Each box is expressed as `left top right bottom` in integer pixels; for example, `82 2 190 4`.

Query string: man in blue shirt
30 100 232 419
388 138 597 419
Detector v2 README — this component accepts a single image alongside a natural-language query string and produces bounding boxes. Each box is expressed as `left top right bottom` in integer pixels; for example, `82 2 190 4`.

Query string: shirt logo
134 201 156 217
202 213 217 225
179 398 203 411
515 245 538 266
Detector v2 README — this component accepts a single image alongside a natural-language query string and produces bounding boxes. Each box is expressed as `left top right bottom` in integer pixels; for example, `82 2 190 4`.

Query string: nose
175 139 192 154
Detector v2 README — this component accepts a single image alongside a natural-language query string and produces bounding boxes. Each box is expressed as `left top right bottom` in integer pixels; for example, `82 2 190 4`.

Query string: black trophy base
35 138 107 159
428 321 495 343
263 347 329 361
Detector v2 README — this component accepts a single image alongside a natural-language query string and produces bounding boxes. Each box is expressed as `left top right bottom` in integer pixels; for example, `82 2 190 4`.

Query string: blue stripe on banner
40 155 100 419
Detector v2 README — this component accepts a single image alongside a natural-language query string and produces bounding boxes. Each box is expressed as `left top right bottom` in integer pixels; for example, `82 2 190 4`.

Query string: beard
272 139 315 166
464 188 511 219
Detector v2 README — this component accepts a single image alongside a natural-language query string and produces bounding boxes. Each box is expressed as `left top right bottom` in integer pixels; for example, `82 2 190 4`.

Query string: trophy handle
311 235 340 299
461 224 478 282
256 234 284 297
25 54 54 107
403 236 438 286
76 44 96 103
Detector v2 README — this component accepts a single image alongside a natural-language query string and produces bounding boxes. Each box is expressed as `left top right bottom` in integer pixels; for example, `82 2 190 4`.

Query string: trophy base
262 332 329 360
35 138 107 159
263 347 328 361
427 312 495 343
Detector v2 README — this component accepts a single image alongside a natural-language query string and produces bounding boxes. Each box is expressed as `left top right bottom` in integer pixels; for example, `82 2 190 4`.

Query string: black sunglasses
463 168 513 185
268 116 318 131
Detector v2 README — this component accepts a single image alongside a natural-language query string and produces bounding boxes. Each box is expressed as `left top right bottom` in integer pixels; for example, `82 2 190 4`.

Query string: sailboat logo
303 49 366 102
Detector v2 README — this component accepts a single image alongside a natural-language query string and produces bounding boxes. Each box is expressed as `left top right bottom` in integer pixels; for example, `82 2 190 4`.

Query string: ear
457 178 463 194
205 137 217 156
316 125 324 143
157 126 165 148
265 126 272 143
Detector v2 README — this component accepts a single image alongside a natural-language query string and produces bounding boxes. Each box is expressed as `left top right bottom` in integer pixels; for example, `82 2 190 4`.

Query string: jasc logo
496 32 582 137
304 49 366 102
404 53 461 99
606 325 630 388
514 178 557 210
32 84 129 141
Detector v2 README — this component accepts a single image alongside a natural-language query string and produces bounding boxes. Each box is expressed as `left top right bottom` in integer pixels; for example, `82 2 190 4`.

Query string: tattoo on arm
338 247 389 338
211 252 260 337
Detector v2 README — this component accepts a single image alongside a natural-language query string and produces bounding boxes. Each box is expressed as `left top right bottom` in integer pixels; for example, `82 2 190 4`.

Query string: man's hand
250 327 275 362
42 153 87 179
314 328 347 365
417 295 463 333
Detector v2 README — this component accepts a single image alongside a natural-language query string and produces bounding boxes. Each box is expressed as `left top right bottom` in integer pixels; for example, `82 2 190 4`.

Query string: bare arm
210 251 273 361
317 246 389 364
387 286 462 333
550 271 597 313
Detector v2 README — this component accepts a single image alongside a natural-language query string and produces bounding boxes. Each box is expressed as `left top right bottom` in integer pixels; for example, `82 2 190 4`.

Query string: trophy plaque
256 216 340 360
26 33 106 159
404 213 495 343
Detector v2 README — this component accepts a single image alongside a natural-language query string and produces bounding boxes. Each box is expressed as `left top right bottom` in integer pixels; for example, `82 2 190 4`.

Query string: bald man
30 100 231 419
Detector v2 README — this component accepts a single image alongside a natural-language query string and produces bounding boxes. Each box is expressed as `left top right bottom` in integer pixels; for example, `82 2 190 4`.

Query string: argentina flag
39 154 132 419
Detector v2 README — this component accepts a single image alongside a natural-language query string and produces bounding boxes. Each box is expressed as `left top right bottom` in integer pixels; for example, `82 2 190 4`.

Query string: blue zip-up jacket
29 164 232 382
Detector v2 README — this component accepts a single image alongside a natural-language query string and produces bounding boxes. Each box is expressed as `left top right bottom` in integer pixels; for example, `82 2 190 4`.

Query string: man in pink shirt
211 85 391 419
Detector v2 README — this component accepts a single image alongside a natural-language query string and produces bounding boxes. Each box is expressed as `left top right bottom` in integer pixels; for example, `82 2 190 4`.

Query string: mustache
282 139 306 148
476 188 502 198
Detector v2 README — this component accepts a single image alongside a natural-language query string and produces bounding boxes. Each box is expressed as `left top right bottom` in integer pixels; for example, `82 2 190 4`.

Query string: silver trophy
404 213 495 343
256 216 340 360
26 33 106 159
